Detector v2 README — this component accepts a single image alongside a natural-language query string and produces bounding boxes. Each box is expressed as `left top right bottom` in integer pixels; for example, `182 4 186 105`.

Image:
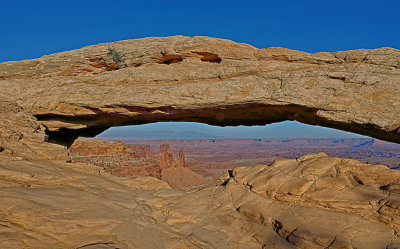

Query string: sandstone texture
0 36 399 143
0 100 67 160
1 152 400 248
0 36 400 248
225 153 400 248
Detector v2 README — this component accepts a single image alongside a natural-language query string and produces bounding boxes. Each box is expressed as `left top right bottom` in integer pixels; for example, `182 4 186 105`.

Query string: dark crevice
273 220 283 233
76 241 118 249
157 54 183 64
46 126 109 147
353 175 364 185
88 57 120 71
35 103 400 148
194 52 222 63
380 184 390 191
220 170 233 186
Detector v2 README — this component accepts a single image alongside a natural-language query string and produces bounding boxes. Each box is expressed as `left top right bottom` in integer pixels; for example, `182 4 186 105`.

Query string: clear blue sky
1 0 399 62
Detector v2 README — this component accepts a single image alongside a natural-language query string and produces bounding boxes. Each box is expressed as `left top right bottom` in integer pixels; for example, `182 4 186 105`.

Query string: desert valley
70 136 400 187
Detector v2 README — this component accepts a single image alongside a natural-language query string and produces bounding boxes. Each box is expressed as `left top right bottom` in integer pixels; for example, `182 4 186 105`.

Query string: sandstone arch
1 36 400 249
1 36 399 148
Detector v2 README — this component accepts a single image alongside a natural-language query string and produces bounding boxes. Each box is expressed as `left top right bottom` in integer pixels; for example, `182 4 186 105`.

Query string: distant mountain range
97 128 379 144
97 128 378 140
96 120 371 140
97 129 231 140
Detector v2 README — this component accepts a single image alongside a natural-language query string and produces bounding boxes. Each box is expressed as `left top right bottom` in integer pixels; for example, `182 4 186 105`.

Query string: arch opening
67 121 400 189
37 104 400 147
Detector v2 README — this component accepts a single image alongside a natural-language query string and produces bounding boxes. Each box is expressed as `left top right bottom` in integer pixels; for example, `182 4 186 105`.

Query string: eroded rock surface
1 152 400 248
0 36 400 248
225 153 400 248
0 101 67 160
0 36 399 143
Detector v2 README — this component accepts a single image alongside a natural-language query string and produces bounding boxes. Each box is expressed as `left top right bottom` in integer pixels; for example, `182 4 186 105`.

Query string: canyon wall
69 138 152 158
69 138 206 188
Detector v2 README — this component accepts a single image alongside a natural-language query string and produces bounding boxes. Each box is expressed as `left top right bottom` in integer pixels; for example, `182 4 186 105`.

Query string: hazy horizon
97 121 369 140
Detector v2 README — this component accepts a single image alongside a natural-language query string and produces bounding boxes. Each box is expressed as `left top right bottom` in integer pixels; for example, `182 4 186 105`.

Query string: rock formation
0 100 67 160
69 138 206 188
157 144 187 168
158 144 174 169
1 152 400 248
176 147 186 167
156 144 205 188
69 137 152 158
0 36 399 248
158 143 172 154
216 153 400 248
0 36 398 145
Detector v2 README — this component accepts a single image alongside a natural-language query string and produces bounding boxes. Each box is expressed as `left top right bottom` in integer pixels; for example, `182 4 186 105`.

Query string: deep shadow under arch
37 103 400 147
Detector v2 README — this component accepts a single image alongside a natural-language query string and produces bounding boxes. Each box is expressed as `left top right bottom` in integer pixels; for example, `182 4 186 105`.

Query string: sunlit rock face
0 36 399 145
0 36 400 248
219 153 400 248
1 153 400 248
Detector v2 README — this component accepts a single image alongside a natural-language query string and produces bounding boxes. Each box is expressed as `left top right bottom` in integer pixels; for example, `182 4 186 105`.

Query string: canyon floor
100 137 400 180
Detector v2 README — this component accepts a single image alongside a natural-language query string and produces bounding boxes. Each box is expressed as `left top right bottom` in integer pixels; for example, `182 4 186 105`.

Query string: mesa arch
0 35 398 148
1 36 400 249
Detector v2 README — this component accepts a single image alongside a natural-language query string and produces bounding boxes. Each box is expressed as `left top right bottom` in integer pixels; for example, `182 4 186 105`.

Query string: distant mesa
68 138 152 158
69 137 206 188
353 138 374 147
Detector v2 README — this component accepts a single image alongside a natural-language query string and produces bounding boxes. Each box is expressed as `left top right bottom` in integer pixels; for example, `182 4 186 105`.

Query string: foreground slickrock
224 153 400 248
0 36 400 248
1 153 400 248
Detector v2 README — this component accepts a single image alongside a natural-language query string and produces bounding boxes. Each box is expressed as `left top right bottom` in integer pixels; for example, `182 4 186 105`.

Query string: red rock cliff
69 138 151 158
69 138 206 188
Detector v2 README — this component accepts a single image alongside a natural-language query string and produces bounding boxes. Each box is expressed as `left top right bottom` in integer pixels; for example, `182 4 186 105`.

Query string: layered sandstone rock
69 139 206 188
158 144 174 169
157 144 187 168
221 153 400 248
161 166 207 189
0 101 67 160
69 137 152 158
157 144 207 188
0 36 400 248
0 36 398 144
176 147 186 168
158 144 172 154
1 152 400 248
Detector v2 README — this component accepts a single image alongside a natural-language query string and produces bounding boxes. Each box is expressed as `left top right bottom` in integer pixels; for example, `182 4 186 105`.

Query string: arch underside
36 103 400 147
